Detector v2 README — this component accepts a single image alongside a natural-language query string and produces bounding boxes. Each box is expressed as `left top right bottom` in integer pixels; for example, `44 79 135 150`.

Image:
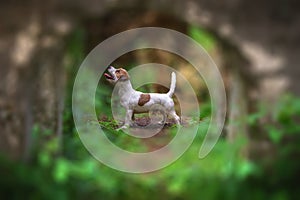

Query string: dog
104 66 180 129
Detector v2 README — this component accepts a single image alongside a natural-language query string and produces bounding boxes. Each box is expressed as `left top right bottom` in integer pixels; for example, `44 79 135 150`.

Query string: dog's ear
118 69 130 81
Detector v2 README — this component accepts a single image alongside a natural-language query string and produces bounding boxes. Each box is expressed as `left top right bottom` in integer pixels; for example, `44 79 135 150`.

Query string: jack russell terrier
104 66 180 129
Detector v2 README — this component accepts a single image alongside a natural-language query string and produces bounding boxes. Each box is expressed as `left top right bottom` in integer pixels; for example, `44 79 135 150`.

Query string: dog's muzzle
104 66 116 80
104 72 114 80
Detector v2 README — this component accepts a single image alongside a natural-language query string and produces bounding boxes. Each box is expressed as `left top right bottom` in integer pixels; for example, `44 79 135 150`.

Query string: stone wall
0 0 299 159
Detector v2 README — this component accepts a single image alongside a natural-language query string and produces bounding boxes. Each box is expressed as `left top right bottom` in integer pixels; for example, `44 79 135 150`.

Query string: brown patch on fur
138 94 151 106
116 68 129 81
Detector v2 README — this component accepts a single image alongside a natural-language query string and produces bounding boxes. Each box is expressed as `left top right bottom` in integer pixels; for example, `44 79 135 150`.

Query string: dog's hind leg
168 109 180 125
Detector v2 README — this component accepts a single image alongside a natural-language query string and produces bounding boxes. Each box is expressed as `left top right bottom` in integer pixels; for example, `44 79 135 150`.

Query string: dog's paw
116 124 129 131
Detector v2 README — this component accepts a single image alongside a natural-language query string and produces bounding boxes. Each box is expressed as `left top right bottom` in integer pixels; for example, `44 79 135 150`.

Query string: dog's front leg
124 109 133 127
118 109 133 130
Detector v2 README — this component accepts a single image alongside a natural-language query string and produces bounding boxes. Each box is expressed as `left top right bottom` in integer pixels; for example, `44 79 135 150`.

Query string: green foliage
200 101 212 119
1 24 300 200
249 94 300 144
245 94 300 199
0 114 261 200
273 94 300 133
188 25 216 51
246 103 267 126
98 118 119 129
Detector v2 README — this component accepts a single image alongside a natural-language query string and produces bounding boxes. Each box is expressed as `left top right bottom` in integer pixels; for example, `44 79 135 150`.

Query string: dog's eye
116 70 120 73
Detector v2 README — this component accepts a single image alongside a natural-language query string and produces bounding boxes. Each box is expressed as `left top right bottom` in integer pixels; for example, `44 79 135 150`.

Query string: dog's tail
167 72 176 97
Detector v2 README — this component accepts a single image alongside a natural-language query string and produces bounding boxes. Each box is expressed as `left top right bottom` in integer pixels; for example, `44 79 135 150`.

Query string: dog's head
104 66 130 83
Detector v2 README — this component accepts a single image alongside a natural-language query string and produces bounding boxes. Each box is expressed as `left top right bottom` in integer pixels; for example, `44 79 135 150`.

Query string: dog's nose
108 66 113 70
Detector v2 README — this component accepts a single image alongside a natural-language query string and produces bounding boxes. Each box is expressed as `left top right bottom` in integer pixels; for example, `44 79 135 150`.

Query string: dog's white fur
105 66 180 129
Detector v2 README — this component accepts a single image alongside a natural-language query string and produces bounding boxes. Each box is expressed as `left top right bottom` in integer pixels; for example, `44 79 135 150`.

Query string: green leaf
236 161 256 179
53 159 70 183
268 126 283 144
188 25 216 51
38 151 51 167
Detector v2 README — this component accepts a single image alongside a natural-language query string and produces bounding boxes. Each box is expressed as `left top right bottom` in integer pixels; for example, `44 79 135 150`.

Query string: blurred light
12 19 40 67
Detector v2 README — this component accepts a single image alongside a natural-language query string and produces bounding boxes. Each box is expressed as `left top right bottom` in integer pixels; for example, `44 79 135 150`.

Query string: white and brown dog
104 66 180 129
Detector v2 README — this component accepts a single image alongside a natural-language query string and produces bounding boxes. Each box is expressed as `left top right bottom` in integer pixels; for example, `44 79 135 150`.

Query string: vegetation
1 94 300 199
0 26 299 200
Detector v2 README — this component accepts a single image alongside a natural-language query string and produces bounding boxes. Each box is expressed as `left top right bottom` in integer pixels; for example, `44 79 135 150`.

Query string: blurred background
1 0 300 199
